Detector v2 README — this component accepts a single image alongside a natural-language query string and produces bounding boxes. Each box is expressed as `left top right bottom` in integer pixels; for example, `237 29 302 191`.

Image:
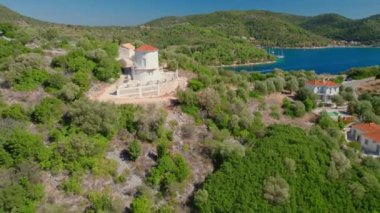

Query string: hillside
147 10 380 46
301 13 380 45
147 11 331 47
0 5 48 26
0 5 272 66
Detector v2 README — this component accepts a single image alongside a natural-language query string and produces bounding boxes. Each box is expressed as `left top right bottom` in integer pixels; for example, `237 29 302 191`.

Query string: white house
131 44 161 82
115 44 179 98
351 123 380 154
305 80 340 102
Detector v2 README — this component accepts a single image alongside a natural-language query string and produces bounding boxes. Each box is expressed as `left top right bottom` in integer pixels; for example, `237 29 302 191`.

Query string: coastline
274 45 380 50
214 60 277 68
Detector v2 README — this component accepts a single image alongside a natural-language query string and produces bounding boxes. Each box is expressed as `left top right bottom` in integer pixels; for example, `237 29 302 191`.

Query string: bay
228 47 380 74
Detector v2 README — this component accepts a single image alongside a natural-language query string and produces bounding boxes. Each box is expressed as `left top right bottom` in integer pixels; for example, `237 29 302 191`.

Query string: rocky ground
38 104 213 212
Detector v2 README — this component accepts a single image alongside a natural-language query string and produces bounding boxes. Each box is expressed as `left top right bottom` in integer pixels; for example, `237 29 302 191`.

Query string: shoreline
214 60 277 68
273 45 380 50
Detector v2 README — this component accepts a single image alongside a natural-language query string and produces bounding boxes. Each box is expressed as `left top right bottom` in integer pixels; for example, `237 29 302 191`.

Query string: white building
305 80 340 102
351 123 380 154
132 44 161 82
116 44 179 98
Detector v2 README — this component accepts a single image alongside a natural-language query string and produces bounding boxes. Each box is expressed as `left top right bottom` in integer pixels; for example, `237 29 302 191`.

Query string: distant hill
1 4 379 48
301 13 380 45
147 11 330 47
147 11 380 46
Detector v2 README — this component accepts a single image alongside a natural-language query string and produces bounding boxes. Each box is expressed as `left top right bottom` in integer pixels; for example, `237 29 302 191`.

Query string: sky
0 0 379 26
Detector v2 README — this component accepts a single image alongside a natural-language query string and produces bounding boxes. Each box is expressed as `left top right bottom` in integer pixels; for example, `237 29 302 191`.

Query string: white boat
276 49 285 59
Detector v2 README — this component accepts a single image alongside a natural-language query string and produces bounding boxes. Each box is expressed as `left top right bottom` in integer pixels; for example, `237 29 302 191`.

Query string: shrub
130 196 153 213
128 140 142 161
255 81 267 94
331 95 345 106
44 72 66 91
67 99 119 138
87 192 113 212
59 82 81 102
1 104 29 121
60 176 82 195
14 69 49 91
32 97 64 124
181 123 195 139
188 79 205 91
93 58 120 81
263 176 290 205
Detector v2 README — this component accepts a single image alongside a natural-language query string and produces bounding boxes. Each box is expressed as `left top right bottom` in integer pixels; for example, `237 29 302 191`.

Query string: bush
147 154 190 191
87 192 113 212
128 140 142 161
263 176 290 205
181 123 195 139
32 97 64 124
59 82 81 102
44 72 66 91
60 176 82 194
93 58 120 81
188 79 205 91
14 69 49 91
67 99 119 138
1 104 29 121
130 196 153 213
255 81 267 94
331 95 345 106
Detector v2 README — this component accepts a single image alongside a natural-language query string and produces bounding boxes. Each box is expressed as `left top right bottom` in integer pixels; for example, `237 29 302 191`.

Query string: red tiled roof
365 132 380 143
135 44 158 52
306 80 338 87
353 123 380 133
353 123 380 143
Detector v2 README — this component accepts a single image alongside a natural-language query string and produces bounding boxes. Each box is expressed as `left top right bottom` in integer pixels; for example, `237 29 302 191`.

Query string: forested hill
147 11 380 46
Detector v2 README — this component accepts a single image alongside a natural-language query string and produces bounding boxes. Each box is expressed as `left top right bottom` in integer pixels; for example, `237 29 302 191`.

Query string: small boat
276 49 285 59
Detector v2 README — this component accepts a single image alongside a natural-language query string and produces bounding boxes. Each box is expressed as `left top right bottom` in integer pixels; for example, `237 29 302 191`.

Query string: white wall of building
133 50 161 82
351 128 380 154
135 51 159 70
132 69 161 82
306 85 340 102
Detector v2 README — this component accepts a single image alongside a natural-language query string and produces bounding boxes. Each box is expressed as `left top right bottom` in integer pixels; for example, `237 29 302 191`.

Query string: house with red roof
115 43 180 98
119 44 161 82
305 79 340 102
351 123 380 154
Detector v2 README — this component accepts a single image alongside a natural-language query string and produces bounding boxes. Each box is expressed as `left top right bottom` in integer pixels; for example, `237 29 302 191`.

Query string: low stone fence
116 72 179 98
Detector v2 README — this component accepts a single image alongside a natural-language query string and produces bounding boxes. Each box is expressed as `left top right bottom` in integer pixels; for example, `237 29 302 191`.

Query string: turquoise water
229 48 380 74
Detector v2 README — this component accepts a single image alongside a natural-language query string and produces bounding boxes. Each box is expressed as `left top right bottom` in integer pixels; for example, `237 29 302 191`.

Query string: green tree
93 58 120 81
67 98 119 138
32 97 64 124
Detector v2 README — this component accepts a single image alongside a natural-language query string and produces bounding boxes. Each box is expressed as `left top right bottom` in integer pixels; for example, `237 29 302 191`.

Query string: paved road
342 77 375 98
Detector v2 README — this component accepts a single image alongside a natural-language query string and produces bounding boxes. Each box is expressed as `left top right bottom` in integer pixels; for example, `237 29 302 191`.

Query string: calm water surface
229 48 380 74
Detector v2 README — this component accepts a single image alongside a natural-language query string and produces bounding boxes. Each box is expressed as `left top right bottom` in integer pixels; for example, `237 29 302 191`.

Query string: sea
228 47 380 74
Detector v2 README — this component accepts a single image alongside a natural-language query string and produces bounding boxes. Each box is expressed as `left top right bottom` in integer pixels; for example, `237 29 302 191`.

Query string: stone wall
116 71 179 98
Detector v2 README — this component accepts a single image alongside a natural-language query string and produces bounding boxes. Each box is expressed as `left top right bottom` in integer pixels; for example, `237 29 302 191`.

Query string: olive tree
263 176 290 205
